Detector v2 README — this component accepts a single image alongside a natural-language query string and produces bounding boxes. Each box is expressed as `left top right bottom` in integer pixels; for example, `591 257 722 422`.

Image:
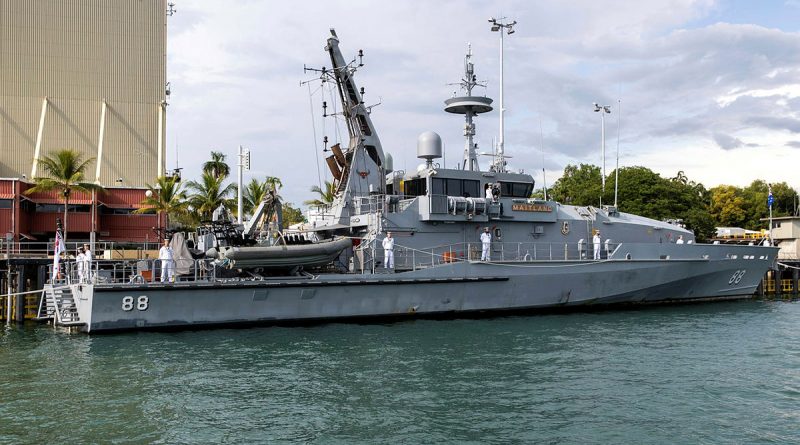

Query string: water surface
1 299 799 444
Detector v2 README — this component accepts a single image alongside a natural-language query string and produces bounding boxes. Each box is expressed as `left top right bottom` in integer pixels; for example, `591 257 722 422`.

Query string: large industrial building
0 0 169 242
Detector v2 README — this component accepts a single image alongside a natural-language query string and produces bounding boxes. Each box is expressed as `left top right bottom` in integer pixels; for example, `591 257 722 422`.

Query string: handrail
366 240 621 271
49 257 219 286
0 240 162 257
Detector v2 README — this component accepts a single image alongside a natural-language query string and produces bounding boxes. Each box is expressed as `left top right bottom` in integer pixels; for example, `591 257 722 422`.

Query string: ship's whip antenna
539 117 547 201
307 82 323 191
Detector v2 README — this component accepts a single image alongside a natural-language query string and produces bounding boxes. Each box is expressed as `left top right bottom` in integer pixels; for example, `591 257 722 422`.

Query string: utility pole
593 103 611 206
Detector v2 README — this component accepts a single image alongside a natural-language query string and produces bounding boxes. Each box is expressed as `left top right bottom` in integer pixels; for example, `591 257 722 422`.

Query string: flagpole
768 183 773 245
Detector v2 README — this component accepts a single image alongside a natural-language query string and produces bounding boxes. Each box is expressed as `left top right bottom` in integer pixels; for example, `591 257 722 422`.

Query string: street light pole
593 103 611 206
489 17 516 173
237 146 251 225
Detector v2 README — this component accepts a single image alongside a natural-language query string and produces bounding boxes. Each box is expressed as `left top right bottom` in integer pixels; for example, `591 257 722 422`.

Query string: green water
1 300 799 444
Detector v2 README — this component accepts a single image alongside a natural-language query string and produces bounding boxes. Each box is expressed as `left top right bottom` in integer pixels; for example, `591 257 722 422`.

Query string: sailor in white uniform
480 227 492 261
676 235 685 244
83 243 93 282
382 232 395 270
593 231 601 260
76 248 86 283
159 238 175 282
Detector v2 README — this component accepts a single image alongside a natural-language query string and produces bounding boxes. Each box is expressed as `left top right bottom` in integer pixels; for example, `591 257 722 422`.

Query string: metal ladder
354 196 384 273
35 283 84 327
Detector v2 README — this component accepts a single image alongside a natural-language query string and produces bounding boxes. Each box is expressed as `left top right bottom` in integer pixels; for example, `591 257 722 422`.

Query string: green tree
709 185 747 228
186 172 236 220
304 181 337 207
25 149 104 242
134 176 187 231
549 164 602 206
739 180 798 229
242 178 269 217
202 151 230 180
282 202 307 227
264 176 283 193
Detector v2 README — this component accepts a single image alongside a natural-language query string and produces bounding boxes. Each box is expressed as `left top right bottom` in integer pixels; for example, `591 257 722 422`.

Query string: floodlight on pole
593 103 611 206
489 17 516 173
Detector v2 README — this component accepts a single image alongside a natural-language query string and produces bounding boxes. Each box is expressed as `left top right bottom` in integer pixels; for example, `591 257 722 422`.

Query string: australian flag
768 185 774 209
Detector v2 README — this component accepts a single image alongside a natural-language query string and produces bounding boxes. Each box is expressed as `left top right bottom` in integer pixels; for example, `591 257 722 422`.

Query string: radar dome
384 152 394 174
417 131 442 161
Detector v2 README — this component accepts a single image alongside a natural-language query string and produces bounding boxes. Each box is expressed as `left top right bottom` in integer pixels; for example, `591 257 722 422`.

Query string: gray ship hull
71 244 775 333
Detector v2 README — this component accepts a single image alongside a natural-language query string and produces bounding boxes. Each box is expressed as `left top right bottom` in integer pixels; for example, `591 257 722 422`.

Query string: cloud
786 140 800 148
165 1 800 206
713 133 744 149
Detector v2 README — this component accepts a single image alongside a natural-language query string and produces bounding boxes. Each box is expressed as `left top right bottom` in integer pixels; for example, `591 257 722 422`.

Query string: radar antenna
444 44 493 171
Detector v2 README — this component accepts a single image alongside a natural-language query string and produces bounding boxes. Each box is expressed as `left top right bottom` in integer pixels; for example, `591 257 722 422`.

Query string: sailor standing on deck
83 243 93 282
593 231 601 260
159 238 175 282
76 247 86 283
676 235 685 244
382 232 395 270
480 227 492 261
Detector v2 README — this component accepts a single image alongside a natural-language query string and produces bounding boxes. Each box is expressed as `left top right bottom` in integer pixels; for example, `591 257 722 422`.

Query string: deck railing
0 240 162 258
373 240 621 272
54 258 218 286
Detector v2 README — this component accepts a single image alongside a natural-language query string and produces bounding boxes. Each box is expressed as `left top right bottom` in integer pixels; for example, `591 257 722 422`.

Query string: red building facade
0 179 164 243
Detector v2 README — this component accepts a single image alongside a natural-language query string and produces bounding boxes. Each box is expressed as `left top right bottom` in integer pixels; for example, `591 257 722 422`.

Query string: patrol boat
42 29 777 332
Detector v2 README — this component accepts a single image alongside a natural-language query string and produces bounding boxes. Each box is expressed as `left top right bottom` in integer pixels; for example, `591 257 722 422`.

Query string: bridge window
500 182 533 198
403 178 427 197
431 178 480 197
463 180 480 197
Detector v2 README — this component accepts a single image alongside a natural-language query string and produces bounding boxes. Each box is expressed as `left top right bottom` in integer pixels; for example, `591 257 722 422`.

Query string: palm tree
186 172 236 220
202 151 230 180
304 181 337 207
264 176 283 193
134 176 187 231
25 149 104 242
243 178 269 217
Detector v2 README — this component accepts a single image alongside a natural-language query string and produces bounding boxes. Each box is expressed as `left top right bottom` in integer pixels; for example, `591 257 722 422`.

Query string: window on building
35 204 91 213
100 207 137 215
0 199 12 209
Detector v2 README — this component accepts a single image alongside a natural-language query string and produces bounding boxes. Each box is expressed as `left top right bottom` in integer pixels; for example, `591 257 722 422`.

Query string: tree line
139 151 308 230
542 164 798 241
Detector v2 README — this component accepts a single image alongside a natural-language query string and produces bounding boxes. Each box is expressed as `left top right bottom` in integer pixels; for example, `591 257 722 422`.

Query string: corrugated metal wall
0 0 166 187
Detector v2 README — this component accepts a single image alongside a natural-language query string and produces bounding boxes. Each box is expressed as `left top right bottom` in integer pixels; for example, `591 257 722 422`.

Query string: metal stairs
35 283 84 327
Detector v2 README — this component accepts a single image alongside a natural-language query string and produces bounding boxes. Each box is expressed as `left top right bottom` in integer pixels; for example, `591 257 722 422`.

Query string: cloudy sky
166 0 800 206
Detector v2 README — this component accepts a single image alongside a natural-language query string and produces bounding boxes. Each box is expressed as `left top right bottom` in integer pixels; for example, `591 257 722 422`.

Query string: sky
165 0 800 207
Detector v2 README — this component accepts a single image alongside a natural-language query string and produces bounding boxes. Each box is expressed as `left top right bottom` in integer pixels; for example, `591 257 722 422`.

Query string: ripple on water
0 300 799 444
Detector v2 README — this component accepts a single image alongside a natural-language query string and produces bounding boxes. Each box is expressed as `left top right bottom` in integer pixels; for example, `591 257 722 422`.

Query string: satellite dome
417 131 442 161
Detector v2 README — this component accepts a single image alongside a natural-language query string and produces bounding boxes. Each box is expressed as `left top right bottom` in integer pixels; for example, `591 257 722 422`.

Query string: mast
444 44 493 171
